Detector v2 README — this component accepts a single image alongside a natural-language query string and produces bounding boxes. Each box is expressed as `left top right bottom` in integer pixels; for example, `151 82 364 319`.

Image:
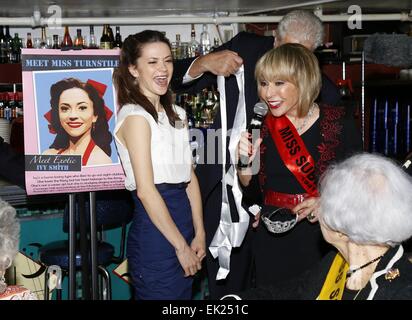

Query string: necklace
346 254 384 278
294 103 317 133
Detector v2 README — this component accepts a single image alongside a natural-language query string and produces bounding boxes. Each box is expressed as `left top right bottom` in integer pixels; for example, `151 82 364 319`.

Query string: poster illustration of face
22 49 125 195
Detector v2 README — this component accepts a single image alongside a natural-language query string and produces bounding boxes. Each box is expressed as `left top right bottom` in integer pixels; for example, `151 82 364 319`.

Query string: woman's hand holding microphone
237 132 262 173
237 132 263 228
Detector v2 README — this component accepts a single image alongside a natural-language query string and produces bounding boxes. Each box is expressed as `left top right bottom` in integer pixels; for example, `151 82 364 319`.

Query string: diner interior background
0 0 411 300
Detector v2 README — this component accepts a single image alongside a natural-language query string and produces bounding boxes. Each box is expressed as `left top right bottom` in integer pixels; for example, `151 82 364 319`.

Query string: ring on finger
307 211 315 221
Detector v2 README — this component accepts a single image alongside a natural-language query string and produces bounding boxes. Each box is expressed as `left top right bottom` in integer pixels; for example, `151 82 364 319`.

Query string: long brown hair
113 30 179 126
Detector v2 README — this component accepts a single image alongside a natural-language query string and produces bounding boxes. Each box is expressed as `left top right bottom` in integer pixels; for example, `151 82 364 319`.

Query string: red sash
266 114 319 196
82 139 96 166
57 139 96 166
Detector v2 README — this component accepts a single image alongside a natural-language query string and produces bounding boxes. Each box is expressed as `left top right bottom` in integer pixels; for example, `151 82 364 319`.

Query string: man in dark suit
172 10 339 299
0 136 25 188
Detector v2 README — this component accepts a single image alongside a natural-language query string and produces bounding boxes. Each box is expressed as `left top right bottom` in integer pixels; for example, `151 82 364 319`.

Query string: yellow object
317 253 349 300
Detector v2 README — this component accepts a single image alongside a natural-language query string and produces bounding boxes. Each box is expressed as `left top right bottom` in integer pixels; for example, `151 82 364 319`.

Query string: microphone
238 102 268 168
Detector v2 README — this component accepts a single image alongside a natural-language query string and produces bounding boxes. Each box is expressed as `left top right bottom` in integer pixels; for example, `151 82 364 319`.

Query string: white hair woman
223 153 412 300
318 153 412 300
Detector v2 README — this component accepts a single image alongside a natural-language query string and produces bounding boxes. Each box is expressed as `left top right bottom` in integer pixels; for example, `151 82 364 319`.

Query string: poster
22 49 125 195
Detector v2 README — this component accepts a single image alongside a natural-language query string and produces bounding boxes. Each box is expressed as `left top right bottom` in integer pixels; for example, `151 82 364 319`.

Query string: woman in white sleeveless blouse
113 30 205 300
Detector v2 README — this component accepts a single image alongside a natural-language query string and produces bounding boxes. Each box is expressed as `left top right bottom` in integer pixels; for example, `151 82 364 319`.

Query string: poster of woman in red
22 49 125 195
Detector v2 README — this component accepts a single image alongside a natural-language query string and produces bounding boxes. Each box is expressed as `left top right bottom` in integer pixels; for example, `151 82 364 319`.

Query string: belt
155 182 188 192
264 190 308 210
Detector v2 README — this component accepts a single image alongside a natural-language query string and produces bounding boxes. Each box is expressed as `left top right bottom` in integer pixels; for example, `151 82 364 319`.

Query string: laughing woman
113 30 205 300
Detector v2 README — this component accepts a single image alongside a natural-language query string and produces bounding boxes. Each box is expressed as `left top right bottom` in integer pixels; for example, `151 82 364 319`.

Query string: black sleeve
170 33 242 95
0 137 25 188
170 57 198 93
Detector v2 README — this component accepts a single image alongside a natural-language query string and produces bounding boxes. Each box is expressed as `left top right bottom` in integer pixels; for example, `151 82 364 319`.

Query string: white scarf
209 66 250 280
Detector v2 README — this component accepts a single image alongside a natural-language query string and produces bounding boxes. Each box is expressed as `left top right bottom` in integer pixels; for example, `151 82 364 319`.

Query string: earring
92 122 96 133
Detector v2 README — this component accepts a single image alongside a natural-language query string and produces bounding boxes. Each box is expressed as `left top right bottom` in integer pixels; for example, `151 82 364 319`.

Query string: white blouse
114 104 192 191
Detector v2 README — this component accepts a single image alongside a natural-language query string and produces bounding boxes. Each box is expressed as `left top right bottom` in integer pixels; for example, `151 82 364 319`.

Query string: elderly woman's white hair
319 153 412 246
0 199 20 273
277 10 324 50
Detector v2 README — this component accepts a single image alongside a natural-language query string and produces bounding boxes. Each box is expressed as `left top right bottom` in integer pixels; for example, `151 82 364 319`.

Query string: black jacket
232 245 412 300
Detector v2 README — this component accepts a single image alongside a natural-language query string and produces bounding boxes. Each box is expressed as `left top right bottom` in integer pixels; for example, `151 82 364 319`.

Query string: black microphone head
254 102 268 116
248 102 268 132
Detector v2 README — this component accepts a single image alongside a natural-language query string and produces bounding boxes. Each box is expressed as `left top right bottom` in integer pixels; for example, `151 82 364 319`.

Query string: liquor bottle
10 33 21 63
26 32 33 48
4 26 12 62
213 38 219 50
52 34 60 49
17 91 23 117
108 25 114 48
195 93 204 127
74 29 84 49
14 90 21 117
100 24 111 49
0 93 4 118
9 91 16 119
171 41 178 60
0 26 7 63
4 26 11 43
200 24 211 55
4 93 11 121
175 34 182 59
205 90 216 125
113 26 122 48
88 25 98 49
189 24 199 58
61 26 73 50
183 94 195 129
9 91 24 154
40 26 48 48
